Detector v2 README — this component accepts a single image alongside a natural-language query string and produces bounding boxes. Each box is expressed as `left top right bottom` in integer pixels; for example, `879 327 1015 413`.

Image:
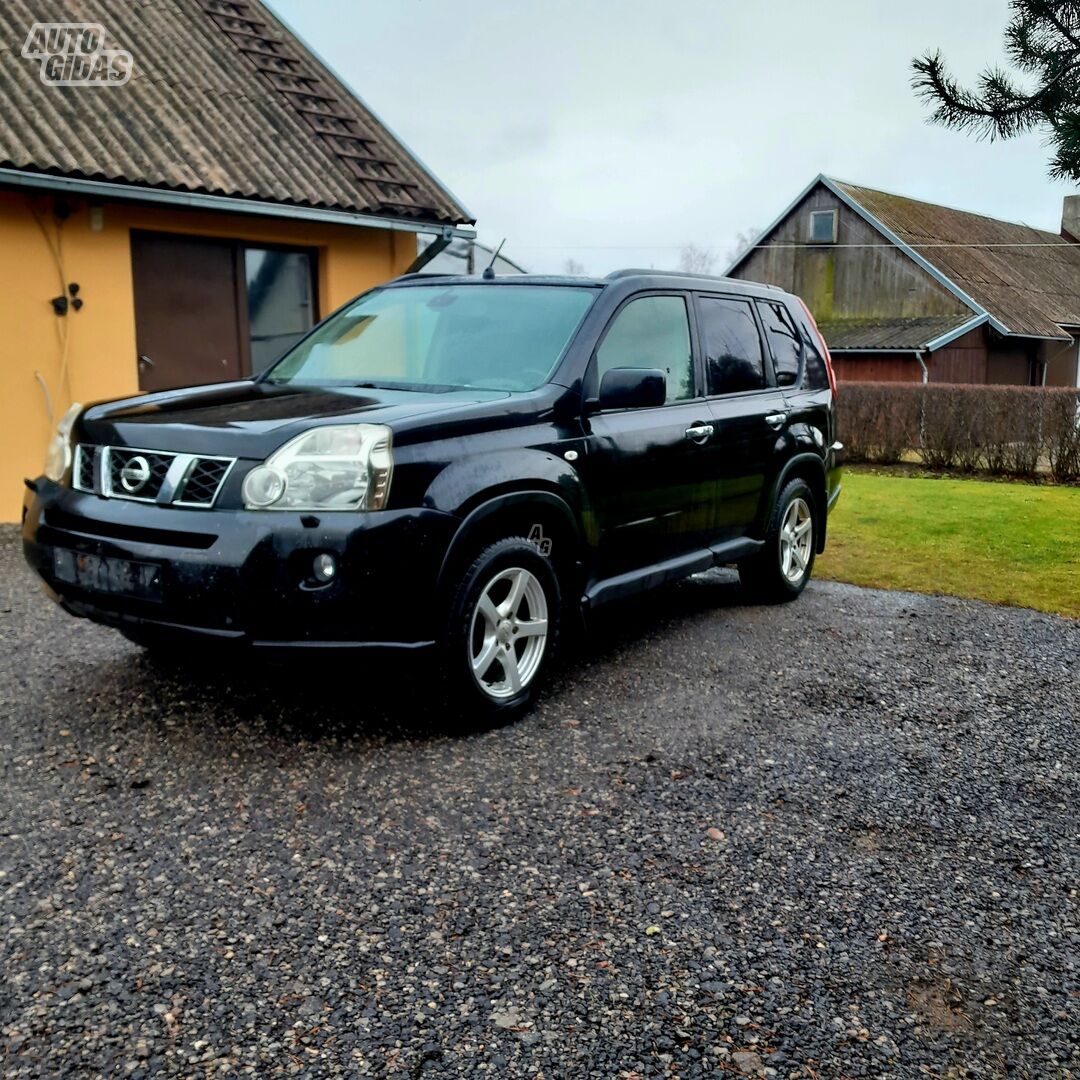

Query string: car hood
77 380 512 458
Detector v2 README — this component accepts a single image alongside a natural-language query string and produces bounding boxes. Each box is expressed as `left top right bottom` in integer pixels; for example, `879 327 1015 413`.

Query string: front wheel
441 536 562 720
738 478 816 603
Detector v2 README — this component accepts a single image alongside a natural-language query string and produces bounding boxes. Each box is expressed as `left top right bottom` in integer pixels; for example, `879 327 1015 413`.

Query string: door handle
138 354 154 369
764 412 788 429
684 423 714 444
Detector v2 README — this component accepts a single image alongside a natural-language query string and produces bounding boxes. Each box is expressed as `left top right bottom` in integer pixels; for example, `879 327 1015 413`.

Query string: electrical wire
513 240 1080 251
29 198 72 420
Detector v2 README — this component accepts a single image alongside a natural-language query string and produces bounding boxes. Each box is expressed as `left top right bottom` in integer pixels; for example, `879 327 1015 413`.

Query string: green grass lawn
817 469 1080 619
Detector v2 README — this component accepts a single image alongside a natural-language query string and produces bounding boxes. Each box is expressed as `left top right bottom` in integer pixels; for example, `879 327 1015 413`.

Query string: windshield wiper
349 380 460 393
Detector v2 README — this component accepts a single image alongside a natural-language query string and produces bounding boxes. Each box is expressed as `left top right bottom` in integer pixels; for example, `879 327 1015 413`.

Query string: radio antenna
481 239 506 280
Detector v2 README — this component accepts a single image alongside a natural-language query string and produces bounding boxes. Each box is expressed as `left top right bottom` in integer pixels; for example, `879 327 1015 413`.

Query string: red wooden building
726 176 1080 387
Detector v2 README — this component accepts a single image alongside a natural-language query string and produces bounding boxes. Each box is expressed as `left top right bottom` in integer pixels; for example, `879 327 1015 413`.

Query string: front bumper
22 480 459 650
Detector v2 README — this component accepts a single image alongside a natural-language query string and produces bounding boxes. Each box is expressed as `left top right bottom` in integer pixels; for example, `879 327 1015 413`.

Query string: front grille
106 448 173 502
73 444 96 492
71 444 235 509
177 457 232 507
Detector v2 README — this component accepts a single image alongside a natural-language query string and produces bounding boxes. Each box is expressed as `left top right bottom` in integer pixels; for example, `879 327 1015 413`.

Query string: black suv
23 270 841 716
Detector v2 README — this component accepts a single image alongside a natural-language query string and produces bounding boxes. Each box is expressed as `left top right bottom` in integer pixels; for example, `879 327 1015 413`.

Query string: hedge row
837 383 1080 481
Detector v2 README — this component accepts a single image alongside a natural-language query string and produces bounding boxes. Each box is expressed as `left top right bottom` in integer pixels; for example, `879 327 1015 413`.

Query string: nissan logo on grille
119 455 151 493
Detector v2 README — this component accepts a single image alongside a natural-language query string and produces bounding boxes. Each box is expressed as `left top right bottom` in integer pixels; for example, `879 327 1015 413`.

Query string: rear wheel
738 478 816 603
442 536 561 720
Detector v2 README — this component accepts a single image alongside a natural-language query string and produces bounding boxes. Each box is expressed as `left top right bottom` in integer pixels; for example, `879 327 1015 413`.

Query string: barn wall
832 328 1040 385
986 346 1034 384
929 325 988 383
831 354 923 382
730 184 969 322
1042 337 1080 387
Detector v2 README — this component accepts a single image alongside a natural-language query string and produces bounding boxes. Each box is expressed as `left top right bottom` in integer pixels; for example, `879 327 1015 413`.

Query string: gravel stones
0 527 1076 1077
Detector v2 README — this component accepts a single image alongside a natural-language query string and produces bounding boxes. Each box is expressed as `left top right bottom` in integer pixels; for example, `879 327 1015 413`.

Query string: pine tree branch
913 0 1080 179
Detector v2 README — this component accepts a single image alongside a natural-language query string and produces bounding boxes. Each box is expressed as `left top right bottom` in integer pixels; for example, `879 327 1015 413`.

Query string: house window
245 248 317 374
809 209 838 244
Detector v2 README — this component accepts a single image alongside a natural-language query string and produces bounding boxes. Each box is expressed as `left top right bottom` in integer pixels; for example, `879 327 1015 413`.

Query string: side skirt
583 537 764 611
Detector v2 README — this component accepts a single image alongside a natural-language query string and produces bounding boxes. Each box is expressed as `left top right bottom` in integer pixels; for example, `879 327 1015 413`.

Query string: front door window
595 295 695 402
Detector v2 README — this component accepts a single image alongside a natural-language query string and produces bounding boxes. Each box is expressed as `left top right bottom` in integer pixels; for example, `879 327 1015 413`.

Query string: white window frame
809 209 838 244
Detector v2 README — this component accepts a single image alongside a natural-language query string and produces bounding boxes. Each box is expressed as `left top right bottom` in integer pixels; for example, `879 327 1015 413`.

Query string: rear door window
756 300 803 387
697 296 767 395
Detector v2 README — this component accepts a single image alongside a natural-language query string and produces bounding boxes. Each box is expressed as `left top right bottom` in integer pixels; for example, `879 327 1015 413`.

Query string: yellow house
0 0 473 521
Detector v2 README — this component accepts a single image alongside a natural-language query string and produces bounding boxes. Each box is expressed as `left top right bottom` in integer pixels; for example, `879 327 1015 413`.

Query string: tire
738 478 817 603
441 536 562 721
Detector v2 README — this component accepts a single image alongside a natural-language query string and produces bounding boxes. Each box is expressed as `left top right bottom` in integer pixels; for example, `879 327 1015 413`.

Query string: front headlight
43 402 83 483
242 424 394 511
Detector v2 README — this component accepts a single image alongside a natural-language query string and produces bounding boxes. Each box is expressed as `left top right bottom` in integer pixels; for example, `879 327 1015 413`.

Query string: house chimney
1062 194 1080 239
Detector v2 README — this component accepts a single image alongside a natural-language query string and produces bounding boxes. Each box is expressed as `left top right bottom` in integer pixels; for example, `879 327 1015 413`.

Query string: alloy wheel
469 567 549 700
780 497 813 584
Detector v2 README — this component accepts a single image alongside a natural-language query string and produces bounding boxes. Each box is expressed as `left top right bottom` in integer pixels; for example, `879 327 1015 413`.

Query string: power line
514 241 1080 251
745 241 1080 249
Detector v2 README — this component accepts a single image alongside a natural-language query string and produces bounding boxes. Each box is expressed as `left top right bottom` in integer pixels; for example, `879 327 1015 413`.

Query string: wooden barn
726 175 1080 387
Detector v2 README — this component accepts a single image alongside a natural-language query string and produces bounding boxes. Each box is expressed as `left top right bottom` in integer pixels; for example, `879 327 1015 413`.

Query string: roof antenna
482 239 506 280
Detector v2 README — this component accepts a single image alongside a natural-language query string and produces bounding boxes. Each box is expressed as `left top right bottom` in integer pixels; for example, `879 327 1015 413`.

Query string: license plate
52 549 163 602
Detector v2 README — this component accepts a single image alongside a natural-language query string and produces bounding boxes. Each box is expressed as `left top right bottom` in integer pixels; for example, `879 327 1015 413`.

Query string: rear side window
596 295 694 402
801 327 830 389
756 300 803 387
697 297 766 395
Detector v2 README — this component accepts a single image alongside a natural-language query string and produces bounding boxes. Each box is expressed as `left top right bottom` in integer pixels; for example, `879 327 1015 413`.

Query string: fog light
312 553 336 582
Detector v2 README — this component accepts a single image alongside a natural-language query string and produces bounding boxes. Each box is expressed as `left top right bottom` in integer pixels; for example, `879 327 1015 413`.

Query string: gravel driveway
0 526 1076 1078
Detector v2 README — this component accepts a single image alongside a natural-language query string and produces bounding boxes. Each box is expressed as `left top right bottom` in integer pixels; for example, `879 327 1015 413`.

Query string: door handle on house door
765 412 788 428
138 354 154 369
684 423 714 444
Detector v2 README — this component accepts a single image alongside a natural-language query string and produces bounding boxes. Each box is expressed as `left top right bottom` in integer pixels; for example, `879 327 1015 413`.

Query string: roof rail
605 268 785 291
604 268 721 280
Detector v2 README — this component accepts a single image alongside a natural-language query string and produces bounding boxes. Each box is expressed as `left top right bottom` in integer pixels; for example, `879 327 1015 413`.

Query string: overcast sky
268 0 1074 275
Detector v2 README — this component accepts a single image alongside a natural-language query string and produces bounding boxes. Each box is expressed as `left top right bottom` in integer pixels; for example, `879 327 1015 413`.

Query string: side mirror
596 367 666 411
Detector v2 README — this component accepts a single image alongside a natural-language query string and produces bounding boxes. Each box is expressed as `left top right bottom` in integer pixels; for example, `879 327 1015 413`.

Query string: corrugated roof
832 179 1080 340
817 314 975 351
0 0 470 225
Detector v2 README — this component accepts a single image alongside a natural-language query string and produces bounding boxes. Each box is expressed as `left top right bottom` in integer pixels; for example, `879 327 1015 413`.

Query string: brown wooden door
131 232 246 392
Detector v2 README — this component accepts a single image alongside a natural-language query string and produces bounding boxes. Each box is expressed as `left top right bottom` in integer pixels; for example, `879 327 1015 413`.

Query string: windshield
266 284 597 392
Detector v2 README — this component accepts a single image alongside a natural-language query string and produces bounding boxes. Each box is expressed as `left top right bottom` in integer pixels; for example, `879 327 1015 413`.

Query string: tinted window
698 297 766 395
757 300 803 387
801 327 830 389
596 295 694 402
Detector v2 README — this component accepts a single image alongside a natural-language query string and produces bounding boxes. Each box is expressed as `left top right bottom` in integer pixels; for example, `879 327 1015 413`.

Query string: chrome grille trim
174 456 236 508
71 444 235 509
72 444 95 492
